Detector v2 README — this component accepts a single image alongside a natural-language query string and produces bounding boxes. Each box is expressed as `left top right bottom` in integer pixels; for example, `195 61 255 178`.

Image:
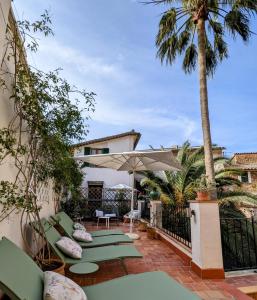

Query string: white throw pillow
55 237 82 259
73 222 86 231
44 271 87 300
73 230 93 243
104 213 116 217
95 210 104 217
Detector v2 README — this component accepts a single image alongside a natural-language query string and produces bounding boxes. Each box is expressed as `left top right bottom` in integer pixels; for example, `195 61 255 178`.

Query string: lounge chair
35 220 142 273
51 211 124 237
43 219 133 248
0 237 200 300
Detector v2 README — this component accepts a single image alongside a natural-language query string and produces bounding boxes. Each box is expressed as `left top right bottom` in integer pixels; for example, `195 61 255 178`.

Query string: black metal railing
81 187 137 201
220 217 257 271
62 187 139 220
161 204 191 248
141 200 150 221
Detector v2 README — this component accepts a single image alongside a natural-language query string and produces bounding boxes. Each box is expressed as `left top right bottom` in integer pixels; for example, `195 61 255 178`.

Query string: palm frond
182 43 198 73
152 0 256 75
156 9 177 45
140 141 257 210
225 10 251 41
206 41 218 76
157 35 178 64
215 168 243 177
219 190 257 203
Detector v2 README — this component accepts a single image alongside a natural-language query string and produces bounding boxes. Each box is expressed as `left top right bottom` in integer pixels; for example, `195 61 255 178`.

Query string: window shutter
81 162 90 168
84 147 91 155
82 147 91 167
102 148 109 154
248 171 252 184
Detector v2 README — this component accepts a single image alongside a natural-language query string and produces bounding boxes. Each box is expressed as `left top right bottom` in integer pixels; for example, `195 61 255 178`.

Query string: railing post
189 199 224 279
137 200 145 218
150 200 162 228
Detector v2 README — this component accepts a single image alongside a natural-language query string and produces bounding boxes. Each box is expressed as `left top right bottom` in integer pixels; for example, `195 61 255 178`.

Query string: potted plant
149 187 160 201
146 224 157 239
41 258 66 275
138 219 148 232
195 175 209 201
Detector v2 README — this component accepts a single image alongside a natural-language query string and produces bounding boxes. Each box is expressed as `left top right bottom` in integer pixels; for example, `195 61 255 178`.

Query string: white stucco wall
74 136 136 188
74 136 135 156
0 4 55 249
0 0 11 62
190 201 224 270
83 167 132 188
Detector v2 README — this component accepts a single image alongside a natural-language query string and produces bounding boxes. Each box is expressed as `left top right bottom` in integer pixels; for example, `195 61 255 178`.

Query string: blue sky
13 0 257 156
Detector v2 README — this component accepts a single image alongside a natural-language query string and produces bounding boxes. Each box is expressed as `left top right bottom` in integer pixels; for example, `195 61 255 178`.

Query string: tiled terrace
83 222 257 300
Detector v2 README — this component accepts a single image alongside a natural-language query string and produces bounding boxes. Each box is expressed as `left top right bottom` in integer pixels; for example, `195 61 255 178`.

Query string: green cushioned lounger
77 234 133 248
38 220 142 266
84 271 200 300
52 211 124 237
0 237 44 300
45 218 133 248
0 237 200 300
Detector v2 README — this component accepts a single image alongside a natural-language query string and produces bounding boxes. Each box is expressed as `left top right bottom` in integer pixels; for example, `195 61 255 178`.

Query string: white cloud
91 101 198 141
29 38 201 145
34 39 132 82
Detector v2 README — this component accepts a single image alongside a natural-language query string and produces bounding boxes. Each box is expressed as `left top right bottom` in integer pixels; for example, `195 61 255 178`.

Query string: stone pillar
137 200 145 218
150 200 162 228
190 200 225 279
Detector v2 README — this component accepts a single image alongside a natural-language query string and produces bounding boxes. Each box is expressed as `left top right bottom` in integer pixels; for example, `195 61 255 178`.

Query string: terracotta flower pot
197 191 209 201
41 258 65 275
138 220 148 232
147 227 157 239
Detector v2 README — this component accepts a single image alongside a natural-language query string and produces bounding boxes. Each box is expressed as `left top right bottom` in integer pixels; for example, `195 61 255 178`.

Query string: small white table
97 216 110 228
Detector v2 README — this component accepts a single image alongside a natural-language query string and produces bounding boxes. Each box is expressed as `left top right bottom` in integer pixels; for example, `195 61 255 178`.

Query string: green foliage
0 181 25 217
140 141 257 206
16 10 54 52
148 0 257 76
0 11 95 228
61 194 86 219
115 190 125 201
194 174 208 192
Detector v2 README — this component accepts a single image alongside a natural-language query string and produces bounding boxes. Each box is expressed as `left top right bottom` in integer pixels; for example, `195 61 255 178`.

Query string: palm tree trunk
197 18 216 187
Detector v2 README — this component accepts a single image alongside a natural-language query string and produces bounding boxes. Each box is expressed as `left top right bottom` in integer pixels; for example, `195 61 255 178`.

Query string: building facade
72 130 141 195
231 152 257 194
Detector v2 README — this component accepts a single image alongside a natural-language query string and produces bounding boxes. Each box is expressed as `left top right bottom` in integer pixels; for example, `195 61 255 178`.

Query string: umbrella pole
129 170 135 234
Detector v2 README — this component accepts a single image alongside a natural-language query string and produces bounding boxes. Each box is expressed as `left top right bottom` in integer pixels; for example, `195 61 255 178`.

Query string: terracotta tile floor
84 222 257 300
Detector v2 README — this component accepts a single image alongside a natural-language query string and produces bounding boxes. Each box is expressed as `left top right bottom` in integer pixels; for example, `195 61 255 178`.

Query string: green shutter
102 148 109 154
84 147 91 155
82 147 91 168
81 162 90 168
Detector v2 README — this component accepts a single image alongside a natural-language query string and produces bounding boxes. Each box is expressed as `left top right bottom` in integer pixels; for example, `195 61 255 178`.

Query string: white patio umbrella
110 184 133 189
75 150 180 238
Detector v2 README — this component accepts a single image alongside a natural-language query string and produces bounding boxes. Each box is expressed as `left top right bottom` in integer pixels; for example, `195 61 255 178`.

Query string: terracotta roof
72 130 141 149
143 146 225 151
233 164 257 170
233 152 257 155
231 152 257 161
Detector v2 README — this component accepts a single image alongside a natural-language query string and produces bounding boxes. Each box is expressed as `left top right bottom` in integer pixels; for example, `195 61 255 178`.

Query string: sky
13 0 257 156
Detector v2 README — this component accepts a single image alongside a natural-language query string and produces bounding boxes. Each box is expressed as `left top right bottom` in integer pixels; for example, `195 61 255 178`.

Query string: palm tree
140 142 257 206
148 0 257 188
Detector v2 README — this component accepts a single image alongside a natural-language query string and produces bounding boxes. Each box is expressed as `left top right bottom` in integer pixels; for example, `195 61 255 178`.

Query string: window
240 172 251 183
88 182 103 200
81 147 109 168
84 147 109 155
91 148 104 154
